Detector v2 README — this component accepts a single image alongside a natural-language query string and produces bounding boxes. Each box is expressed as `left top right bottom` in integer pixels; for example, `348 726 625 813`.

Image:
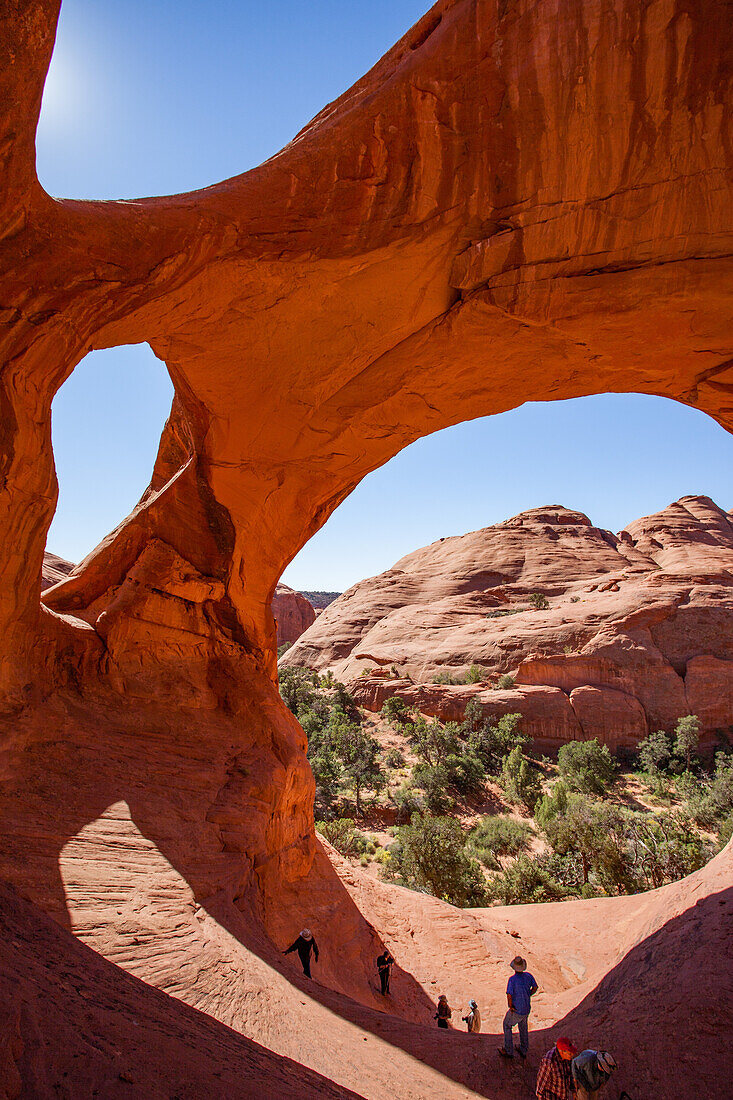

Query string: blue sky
41 2 732 589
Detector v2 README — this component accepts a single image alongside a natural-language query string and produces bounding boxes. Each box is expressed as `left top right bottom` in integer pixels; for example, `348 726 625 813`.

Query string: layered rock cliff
283 496 733 747
273 584 316 645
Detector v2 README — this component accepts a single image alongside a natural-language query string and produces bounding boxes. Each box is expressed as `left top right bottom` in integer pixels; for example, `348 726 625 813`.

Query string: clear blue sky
41 2 733 588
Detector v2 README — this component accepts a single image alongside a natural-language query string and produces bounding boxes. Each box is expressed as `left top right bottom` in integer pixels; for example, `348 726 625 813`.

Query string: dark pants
379 969 390 994
438 1019 448 1029
298 949 312 977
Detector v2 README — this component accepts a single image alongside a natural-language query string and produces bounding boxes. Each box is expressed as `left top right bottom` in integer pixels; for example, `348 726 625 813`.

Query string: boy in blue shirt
498 955 538 1059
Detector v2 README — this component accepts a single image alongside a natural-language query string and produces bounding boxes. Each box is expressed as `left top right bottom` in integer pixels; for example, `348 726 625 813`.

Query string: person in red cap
535 1037 577 1100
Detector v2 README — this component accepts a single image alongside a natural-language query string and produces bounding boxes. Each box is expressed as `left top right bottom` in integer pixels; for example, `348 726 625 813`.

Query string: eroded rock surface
285 498 733 747
273 584 316 645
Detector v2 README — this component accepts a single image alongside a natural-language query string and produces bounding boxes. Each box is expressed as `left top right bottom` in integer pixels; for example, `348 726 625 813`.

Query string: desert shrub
496 673 516 689
445 751 486 795
310 747 342 817
384 747 406 769
411 763 455 814
485 853 566 905
465 664 488 684
636 729 674 778
385 814 487 907
529 592 550 611
464 711 529 774
558 739 616 795
381 696 411 727
468 816 533 868
542 795 632 893
570 596 580 604
625 812 712 889
277 642 292 658
683 752 733 828
330 715 385 815
718 812 733 850
317 818 368 857
674 714 702 771
433 670 463 685
279 666 321 719
375 847 391 865
501 746 543 811
391 782 424 823
360 855 369 866
406 717 460 767
534 780 570 827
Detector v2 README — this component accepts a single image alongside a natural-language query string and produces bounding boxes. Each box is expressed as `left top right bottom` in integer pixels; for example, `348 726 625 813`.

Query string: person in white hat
462 999 481 1033
571 1049 618 1098
498 955 538 1059
283 928 319 978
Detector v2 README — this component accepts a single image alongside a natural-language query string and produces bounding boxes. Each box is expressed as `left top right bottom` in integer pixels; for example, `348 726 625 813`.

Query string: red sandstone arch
1 0 732 1024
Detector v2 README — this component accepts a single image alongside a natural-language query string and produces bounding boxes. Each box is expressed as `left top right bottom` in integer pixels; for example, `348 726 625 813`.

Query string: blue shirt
507 971 537 1015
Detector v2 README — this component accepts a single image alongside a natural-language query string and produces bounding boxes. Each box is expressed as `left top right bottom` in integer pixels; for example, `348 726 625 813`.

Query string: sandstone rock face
41 551 74 591
272 584 316 645
286 498 733 747
0 1 732 1094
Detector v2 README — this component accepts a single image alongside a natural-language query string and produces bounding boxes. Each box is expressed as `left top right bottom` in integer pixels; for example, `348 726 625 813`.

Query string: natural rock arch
1 0 732 938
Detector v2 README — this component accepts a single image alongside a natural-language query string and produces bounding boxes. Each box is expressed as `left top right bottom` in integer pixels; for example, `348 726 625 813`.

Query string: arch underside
0 1 732 1094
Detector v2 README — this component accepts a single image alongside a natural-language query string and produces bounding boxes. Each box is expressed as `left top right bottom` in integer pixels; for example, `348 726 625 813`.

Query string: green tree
468 816 533 869
332 720 385 816
406 717 460 767
381 696 411 727
625 812 711 889
464 711 528 774
385 814 487 907
534 780 570 828
637 729 673 776
558 739 616 795
411 763 454 814
485 853 566 905
316 818 368 857
310 747 342 817
501 746 543 811
542 795 632 892
674 714 701 771
445 751 486 795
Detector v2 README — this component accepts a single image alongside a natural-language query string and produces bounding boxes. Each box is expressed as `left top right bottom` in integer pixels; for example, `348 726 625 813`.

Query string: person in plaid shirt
536 1036 577 1100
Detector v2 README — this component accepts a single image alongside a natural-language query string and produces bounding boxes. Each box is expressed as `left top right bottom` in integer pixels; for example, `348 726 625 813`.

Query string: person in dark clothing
435 994 452 1028
376 950 394 995
283 928 319 977
571 1049 617 1099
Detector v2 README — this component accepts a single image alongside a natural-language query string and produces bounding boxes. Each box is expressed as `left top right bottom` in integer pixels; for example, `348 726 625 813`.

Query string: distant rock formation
272 584 316 645
282 497 733 748
41 551 75 591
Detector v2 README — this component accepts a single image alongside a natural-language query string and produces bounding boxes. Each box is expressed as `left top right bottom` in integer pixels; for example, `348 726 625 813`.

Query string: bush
310 747 342 817
541 795 632 893
674 714 701 771
636 729 673 776
384 747 405 769
381 696 410 727
465 664 488 684
558 739 616 795
683 752 733 828
412 763 455 814
391 783 424 823
445 751 486 795
485 853 566 905
468 816 533 868
529 592 550 611
502 746 543 811
385 814 488 907
534 780 570 827
464 711 529 774
406 717 459 767
317 818 368 857
496 674 516 689
625 812 712 889
277 642 292 658
718 812 733 850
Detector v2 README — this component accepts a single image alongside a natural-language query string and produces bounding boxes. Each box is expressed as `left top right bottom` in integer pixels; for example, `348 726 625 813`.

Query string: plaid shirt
536 1046 574 1100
